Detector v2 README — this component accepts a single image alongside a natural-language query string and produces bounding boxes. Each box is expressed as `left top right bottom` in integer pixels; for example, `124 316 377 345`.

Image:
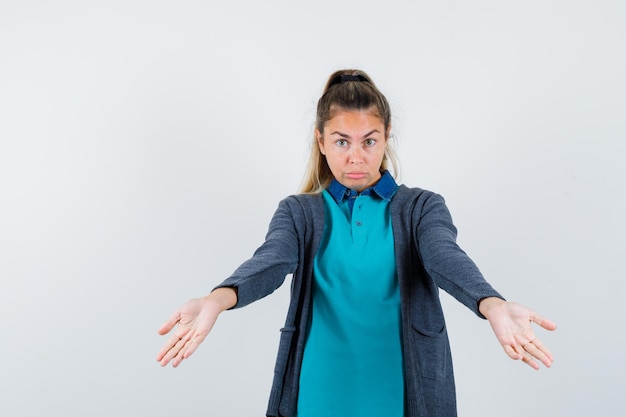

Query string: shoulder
392 184 445 207
274 193 324 221
391 184 455 225
280 192 324 208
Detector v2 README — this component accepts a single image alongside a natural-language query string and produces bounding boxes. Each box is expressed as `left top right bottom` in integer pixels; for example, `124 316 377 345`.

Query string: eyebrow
329 129 381 138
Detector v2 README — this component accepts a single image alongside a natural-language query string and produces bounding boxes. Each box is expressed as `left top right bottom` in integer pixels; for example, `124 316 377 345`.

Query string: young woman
156 69 556 417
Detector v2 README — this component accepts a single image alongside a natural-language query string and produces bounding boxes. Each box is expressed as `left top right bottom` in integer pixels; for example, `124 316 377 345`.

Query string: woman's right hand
156 287 237 367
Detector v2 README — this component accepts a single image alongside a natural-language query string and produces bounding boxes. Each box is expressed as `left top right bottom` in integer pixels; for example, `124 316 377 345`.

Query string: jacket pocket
274 326 297 372
411 323 449 380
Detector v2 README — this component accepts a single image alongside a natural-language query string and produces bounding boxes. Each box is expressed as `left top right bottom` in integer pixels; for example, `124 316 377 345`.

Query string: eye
364 138 377 146
336 139 348 147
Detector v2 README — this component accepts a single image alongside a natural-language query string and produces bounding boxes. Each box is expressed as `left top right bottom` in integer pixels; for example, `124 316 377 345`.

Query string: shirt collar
327 170 398 204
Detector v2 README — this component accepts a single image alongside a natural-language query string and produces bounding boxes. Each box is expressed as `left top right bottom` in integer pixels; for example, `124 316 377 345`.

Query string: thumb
157 311 181 335
531 312 557 331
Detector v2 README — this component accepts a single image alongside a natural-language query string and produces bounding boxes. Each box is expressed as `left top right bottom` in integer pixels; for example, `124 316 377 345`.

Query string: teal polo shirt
297 171 404 417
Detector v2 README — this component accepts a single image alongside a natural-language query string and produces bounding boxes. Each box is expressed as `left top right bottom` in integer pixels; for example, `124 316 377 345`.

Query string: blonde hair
299 69 399 194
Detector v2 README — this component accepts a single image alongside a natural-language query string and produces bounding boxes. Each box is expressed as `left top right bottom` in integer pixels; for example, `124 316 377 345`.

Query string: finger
178 333 207 360
521 351 540 370
503 344 523 361
165 338 187 367
156 332 182 361
171 345 187 367
156 327 189 363
160 331 191 366
528 338 554 365
171 332 200 367
157 337 179 365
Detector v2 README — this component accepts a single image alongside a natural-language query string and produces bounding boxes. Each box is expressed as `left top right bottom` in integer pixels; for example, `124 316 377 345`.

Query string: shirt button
355 221 362 226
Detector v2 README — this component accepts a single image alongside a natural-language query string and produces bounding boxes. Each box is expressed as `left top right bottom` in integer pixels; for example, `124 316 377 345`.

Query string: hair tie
339 74 367 82
328 74 368 88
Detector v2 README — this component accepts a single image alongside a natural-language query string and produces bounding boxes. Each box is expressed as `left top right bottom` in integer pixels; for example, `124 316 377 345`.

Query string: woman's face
316 108 388 192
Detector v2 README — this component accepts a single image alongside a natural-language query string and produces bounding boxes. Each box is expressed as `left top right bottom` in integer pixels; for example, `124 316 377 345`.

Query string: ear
315 129 326 155
386 125 392 141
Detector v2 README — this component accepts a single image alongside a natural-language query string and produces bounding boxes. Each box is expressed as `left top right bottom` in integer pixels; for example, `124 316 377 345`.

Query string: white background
1 1 624 416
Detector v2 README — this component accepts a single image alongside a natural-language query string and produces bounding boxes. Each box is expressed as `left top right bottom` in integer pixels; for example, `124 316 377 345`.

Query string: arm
414 192 557 368
415 192 503 316
213 197 300 308
156 287 237 367
479 297 557 369
156 197 301 367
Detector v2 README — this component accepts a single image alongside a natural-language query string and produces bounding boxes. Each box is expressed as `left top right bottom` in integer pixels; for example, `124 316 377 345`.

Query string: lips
345 172 367 179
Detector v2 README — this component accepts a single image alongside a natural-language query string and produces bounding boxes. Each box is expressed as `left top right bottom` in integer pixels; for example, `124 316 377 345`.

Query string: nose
349 146 363 164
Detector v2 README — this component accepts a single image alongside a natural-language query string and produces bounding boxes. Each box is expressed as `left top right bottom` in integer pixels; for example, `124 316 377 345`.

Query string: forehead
324 106 384 130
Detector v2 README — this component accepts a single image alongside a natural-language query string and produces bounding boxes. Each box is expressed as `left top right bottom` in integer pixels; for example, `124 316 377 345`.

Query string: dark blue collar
327 170 398 205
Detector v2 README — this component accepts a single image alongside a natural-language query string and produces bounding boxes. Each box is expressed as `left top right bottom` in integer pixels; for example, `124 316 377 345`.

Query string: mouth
345 172 367 180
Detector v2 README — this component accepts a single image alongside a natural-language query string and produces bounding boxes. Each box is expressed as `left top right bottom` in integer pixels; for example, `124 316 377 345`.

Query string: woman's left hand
479 297 557 370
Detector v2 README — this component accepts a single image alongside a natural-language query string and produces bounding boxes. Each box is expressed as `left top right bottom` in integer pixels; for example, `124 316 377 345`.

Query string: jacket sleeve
213 197 300 309
415 192 504 318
